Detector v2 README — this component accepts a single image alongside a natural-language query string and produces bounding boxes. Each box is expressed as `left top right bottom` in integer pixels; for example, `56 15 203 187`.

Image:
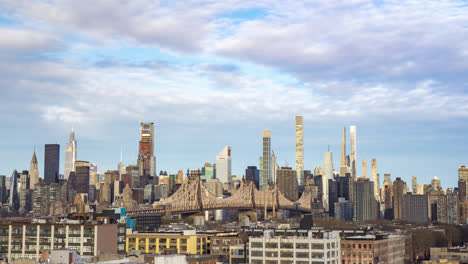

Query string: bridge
127 177 314 216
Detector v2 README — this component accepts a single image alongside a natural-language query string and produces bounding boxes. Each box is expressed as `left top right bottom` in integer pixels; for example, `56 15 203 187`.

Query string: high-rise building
9 170 19 211
383 173 391 184
201 163 215 182
18 170 32 215
44 144 60 183
177 170 184 184
323 151 333 211
334 197 353 221
245 166 260 189
393 177 406 220
138 122 155 179
276 167 297 201
0 175 6 204
401 193 428 223
340 127 349 176
362 159 367 178
350 125 357 179
353 178 377 221
75 161 90 194
118 151 125 178
271 151 277 184
459 179 467 200
295 116 304 186
215 146 232 185
459 165 468 182
260 131 271 190
411 176 417 194
29 149 39 188
64 129 77 180
89 162 98 187
371 158 379 201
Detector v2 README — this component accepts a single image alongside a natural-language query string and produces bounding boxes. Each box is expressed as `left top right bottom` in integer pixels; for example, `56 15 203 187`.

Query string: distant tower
350 125 357 179
371 158 379 201
459 165 468 182
9 170 19 211
340 127 349 176
44 144 60 183
362 159 367 178
411 176 417 194
29 149 39 187
177 170 184 184
215 146 232 184
323 151 333 211
260 130 271 190
271 151 277 184
118 150 125 178
295 116 304 186
64 129 77 180
138 122 155 179
75 161 90 194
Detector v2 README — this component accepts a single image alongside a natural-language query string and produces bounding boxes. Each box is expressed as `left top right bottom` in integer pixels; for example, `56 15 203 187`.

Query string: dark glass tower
75 161 90 194
44 144 60 183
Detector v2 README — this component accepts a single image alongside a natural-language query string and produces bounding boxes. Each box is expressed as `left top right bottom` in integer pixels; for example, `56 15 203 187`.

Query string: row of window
252 242 328 250
128 237 189 244
342 251 373 257
342 243 373 249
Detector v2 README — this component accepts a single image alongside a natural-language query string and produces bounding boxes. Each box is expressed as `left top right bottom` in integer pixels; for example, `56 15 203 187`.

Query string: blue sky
1 0 468 189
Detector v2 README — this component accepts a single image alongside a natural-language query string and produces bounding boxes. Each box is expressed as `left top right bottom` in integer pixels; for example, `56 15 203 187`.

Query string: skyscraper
353 178 377 221
64 129 77 180
271 151 277 184
9 170 19 211
277 167 298 201
29 149 39 188
138 122 155 179
295 116 304 186
340 127 349 176
371 158 379 201
323 151 333 211
0 175 6 204
393 177 406 220
75 161 90 194
215 146 232 185
459 165 468 182
245 166 260 189
362 159 367 178
260 130 271 190
411 176 418 194
350 125 357 179
44 144 60 184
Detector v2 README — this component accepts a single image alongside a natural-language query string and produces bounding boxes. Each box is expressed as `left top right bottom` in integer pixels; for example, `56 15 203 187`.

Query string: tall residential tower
350 125 357 179
138 122 156 179
295 116 304 186
323 151 333 211
260 130 271 190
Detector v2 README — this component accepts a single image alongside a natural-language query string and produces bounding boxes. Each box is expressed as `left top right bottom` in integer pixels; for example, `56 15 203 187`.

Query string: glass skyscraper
44 144 60 183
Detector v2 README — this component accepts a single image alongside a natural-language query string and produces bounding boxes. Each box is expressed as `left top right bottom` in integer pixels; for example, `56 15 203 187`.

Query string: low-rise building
209 233 242 263
341 234 405 264
430 247 468 264
249 230 341 264
230 244 248 264
126 230 208 255
0 221 126 262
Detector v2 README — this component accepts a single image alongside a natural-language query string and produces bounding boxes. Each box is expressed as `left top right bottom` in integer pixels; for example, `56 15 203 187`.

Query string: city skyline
1 0 468 189
0 120 466 190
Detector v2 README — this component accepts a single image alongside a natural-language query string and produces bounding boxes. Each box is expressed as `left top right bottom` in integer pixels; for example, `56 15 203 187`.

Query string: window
252 242 263 248
159 238 166 244
139 238 145 245
369 244 372 249
149 238 156 243
296 252 309 258
251 250 263 257
358 244 361 249
296 243 308 249
364 244 367 249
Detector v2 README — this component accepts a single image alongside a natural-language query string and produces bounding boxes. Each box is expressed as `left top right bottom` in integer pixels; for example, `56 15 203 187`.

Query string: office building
323 151 333 211
334 197 353 221
9 170 19 211
201 163 215 182
216 146 232 185
249 230 341 264
353 178 377 221
459 179 467 200
276 167 297 201
32 182 62 216
295 116 304 186
44 144 60 183
126 230 208 255
0 175 6 204
74 161 90 194
341 234 405 264
18 170 32 214
401 193 429 222
64 129 77 180
350 125 357 179
260 131 271 190
245 166 260 189
371 158 379 201
393 177 406 220
29 150 39 188
138 122 155 178
0 221 126 261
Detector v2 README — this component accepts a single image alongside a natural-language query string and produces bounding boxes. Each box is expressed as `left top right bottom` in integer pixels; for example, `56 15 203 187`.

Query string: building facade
353 178 377 221
249 230 341 264
44 144 60 183
276 167 298 202
216 146 232 185
74 161 90 194
341 234 405 264
350 125 357 179
260 131 271 191
64 129 77 180
401 194 428 223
